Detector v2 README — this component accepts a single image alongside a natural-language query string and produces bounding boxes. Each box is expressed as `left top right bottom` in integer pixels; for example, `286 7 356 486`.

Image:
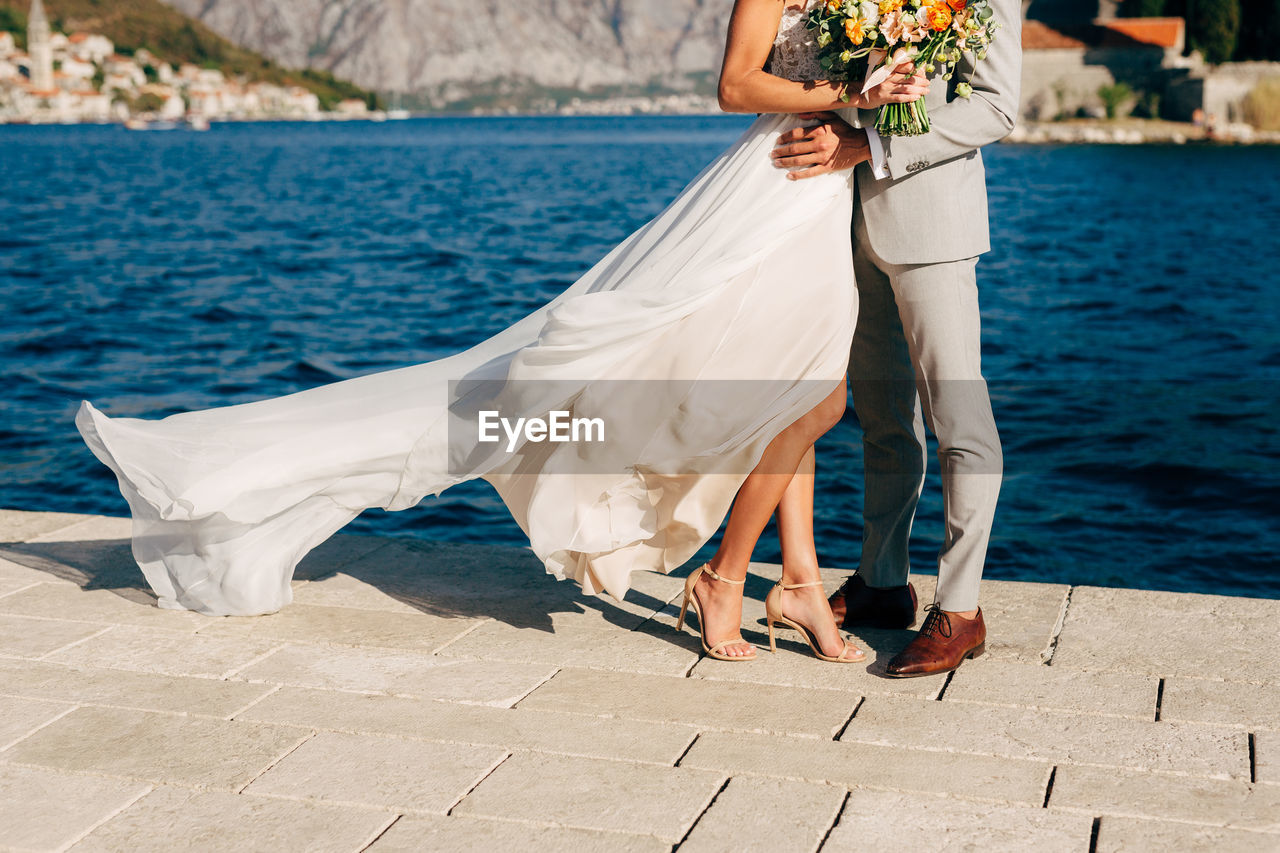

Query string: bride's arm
717 0 928 114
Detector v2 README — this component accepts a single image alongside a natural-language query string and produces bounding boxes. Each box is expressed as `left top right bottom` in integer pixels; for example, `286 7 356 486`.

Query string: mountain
0 0 374 107
156 0 735 110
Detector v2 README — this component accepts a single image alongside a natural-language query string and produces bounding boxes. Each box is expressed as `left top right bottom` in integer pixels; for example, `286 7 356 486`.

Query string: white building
26 0 54 91
67 33 115 65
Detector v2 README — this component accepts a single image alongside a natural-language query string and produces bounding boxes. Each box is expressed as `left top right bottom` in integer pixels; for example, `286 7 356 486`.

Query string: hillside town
0 0 371 125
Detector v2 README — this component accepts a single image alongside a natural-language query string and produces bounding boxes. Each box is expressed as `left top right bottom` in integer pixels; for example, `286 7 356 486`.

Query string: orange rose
845 17 868 44
946 0 967 9
926 5 953 30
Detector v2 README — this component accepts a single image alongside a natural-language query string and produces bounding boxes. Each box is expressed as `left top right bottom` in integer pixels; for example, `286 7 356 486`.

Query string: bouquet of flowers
806 0 999 137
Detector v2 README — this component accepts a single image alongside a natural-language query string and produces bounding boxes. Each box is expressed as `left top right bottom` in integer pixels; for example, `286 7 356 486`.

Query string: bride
76 0 927 663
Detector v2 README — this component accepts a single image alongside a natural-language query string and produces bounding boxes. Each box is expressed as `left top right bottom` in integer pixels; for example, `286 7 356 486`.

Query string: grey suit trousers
848 200 1002 612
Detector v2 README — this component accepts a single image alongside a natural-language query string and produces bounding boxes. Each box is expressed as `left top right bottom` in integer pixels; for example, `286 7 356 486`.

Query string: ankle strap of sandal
701 565 746 585
776 580 825 590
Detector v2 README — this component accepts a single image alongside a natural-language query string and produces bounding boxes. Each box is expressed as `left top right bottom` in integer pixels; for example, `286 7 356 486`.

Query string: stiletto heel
677 564 756 662
765 580 865 663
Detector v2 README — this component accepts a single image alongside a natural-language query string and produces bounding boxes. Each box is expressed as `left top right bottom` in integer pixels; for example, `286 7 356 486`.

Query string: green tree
1098 82 1135 118
130 92 165 113
1237 0 1280 59
1188 0 1242 62
1120 0 1168 15
0 6 25 48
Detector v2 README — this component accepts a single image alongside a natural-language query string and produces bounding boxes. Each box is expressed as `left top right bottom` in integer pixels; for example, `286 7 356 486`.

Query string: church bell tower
27 0 54 91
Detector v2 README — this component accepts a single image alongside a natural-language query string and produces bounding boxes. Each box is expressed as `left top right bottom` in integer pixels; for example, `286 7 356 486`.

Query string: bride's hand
848 61 930 110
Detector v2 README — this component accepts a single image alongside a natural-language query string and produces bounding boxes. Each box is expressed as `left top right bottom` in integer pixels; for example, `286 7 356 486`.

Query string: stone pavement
0 509 1277 852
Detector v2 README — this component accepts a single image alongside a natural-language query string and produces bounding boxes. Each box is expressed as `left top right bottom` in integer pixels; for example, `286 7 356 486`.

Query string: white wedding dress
76 4 856 616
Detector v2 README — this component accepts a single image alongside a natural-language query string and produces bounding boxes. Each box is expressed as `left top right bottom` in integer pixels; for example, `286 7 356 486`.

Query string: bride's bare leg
776 446 861 658
695 382 848 658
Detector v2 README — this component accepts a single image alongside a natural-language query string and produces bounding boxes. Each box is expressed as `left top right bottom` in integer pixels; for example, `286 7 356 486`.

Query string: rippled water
2 117 1277 597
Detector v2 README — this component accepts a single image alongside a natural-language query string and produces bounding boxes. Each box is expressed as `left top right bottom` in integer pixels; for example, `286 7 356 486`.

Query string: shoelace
919 603 953 640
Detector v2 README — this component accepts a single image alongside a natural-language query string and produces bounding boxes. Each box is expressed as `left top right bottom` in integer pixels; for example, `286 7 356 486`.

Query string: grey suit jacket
837 0 1022 266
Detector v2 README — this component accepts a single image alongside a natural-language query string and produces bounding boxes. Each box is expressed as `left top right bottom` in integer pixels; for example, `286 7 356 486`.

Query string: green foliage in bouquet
805 0 999 137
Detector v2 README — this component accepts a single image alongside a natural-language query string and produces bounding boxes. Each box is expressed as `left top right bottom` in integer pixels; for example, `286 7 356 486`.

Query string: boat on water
122 116 210 131
123 119 181 131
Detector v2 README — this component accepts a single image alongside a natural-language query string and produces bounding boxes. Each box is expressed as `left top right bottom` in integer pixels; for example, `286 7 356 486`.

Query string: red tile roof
1101 17 1183 48
1024 17 1184 51
1023 20 1086 50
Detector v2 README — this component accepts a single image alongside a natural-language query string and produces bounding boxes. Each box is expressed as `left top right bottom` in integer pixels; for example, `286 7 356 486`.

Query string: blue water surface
1 117 1277 597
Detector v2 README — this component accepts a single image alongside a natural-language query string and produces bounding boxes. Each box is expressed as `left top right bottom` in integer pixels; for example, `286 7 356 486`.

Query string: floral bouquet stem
877 100 930 136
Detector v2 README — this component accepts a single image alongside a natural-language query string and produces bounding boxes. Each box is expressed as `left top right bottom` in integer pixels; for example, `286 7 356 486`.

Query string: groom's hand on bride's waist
771 114 870 181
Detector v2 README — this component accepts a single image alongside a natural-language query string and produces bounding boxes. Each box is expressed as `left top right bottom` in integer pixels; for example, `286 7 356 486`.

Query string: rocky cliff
159 0 735 109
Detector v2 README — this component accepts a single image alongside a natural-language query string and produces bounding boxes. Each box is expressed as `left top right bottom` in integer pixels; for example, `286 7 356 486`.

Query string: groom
771 2 1022 678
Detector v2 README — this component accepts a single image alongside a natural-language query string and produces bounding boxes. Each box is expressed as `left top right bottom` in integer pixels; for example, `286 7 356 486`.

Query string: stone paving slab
0 583 201 631
1094 816 1280 852
825 790 1094 852
0 553 79 586
518 667 858 737
451 752 723 843
23 514 133 544
292 535 395 582
0 575 40 600
679 776 846 853
1048 765 1280 832
0 509 90 543
0 658 275 718
680 731 1052 805
369 815 672 852
1050 586 1279 681
1256 732 1276 786
236 686 697 765
1161 677 1280 731
0 613 108 659
842 694 1249 779
0 763 150 852
944 660 1160 719
288 573 432 614
235 643 557 707
0 511 1276 850
71 786 395 853
244 731 509 815
689 647 944 698
438 607 702 677
195 603 481 652
45 624 281 680
0 694 73 751
3 706 309 792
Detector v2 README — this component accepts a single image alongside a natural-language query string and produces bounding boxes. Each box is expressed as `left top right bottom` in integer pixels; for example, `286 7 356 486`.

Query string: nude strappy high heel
676 564 757 662
765 580 866 663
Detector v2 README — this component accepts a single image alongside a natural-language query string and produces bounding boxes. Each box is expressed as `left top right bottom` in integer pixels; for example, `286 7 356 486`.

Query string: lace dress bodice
769 1 826 82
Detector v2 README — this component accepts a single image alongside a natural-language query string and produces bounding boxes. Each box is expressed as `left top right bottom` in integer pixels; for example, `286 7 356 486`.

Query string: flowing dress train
76 4 856 616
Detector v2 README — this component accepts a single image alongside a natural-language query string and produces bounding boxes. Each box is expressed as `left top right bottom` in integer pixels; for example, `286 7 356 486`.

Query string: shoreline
2 112 1277 145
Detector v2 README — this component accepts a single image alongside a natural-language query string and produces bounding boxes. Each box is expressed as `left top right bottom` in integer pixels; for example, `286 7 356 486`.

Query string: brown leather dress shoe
828 574 918 630
884 604 986 678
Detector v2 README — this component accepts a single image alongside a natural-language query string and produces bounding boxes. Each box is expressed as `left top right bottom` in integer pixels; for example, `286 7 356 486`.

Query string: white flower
955 81 973 98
